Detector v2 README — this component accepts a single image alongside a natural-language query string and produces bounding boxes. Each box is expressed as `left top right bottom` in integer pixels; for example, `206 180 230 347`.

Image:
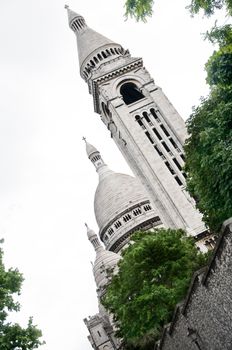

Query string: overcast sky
0 1 226 349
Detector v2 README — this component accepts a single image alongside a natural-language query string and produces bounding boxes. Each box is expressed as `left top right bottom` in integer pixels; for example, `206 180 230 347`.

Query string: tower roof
65 6 122 76
85 140 98 158
65 5 82 23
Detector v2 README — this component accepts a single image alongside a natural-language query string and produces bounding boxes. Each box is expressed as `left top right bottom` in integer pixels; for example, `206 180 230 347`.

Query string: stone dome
86 142 161 253
93 248 121 294
94 172 149 231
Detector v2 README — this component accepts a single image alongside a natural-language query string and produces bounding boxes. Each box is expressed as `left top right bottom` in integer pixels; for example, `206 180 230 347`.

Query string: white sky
0 1 225 349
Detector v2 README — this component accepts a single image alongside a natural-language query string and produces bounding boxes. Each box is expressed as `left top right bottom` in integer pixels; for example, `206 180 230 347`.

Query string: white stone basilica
65 7 211 350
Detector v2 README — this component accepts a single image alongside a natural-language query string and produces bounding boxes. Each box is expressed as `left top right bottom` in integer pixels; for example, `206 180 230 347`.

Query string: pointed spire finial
64 4 69 9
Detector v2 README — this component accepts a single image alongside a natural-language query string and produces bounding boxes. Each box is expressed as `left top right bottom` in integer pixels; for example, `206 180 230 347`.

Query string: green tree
102 229 208 349
205 24 232 86
185 24 232 232
124 0 232 21
0 239 44 350
125 0 153 22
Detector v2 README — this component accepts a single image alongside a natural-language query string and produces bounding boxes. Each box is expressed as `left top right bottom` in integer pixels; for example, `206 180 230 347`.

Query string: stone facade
64 8 219 350
65 6 207 239
156 218 232 350
84 314 120 350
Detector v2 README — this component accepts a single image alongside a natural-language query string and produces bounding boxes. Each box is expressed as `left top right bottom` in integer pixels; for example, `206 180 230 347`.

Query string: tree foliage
124 0 232 21
102 229 208 349
0 240 44 350
185 24 232 232
125 0 153 21
205 24 232 86
187 0 232 16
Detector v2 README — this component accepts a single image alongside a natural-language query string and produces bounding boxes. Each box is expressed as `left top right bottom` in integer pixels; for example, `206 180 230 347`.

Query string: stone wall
155 218 232 350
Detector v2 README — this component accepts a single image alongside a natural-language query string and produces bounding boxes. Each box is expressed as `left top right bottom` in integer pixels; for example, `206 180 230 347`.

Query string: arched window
102 51 107 59
101 102 110 117
120 83 144 105
90 60 95 67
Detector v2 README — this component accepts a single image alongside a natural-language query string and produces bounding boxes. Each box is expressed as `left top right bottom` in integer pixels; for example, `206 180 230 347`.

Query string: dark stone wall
155 218 232 350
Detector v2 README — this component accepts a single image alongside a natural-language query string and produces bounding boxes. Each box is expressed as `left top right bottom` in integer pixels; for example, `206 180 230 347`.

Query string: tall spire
65 6 124 80
65 5 86 31
83 139 113 181
85 223 103 252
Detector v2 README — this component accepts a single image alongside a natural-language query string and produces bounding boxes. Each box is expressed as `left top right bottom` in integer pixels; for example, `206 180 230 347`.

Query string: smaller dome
93 248 121 294
85 224 120 293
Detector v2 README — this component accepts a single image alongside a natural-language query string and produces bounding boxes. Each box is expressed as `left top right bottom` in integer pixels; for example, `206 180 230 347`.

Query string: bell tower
65 6 206 238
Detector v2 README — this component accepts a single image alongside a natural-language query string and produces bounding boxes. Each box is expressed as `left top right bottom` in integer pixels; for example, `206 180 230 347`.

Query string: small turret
85 223 103 252
85 224 121 294
65 5 87 33
83 138 113 181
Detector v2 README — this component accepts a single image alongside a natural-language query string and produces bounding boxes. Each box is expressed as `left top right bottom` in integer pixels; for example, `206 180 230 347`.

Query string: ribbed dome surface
93 248 121 290
94 173 149 231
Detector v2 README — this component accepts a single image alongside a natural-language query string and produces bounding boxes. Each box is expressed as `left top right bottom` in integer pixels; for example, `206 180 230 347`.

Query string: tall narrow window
160 124 170 137
135 115 145 129
173 158 182 171
162 141 170 153
180 154 186 161
153 128 162 141
143 112 151 123
120 83 144 105
150 108 161 122
169 138 178 149
175 176 183 186
145 131 154 144
165 161 175 175
154 145 165 158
